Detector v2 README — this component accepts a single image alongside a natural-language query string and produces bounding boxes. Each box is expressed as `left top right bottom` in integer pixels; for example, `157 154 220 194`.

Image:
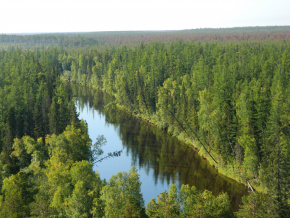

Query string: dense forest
0 26 289 217
1 26 289 48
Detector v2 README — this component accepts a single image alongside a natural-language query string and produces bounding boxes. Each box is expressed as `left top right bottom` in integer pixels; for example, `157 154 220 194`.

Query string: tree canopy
0 28 289 217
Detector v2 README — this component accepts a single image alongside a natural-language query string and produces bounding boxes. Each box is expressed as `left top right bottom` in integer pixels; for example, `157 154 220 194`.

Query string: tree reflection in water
73 85 247 212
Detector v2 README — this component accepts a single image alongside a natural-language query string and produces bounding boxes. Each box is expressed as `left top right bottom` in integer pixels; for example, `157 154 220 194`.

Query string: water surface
74 87 247 211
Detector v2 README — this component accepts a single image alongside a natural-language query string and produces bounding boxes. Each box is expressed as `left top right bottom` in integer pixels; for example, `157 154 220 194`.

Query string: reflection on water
73 85 247 212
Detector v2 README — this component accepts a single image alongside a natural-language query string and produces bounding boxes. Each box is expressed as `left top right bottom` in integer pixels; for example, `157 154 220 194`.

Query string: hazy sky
1 0 289 33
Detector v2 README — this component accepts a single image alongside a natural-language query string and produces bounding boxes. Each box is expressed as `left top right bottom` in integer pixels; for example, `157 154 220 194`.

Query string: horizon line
1 25 289 35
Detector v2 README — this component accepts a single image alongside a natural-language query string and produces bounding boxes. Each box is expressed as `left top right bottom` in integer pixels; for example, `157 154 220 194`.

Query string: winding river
74 86 247 211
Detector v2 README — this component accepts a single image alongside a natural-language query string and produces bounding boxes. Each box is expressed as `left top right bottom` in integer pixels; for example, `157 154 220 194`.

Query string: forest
0 26 289 217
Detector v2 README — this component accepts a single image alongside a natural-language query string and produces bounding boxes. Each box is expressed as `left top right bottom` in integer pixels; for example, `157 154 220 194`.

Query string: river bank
74 82 260 193
71 83 249 212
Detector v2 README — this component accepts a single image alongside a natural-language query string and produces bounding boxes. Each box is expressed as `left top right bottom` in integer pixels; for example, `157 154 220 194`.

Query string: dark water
74 86 247 211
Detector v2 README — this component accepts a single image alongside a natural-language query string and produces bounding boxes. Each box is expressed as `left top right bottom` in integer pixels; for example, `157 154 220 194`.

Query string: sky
0 0 289 33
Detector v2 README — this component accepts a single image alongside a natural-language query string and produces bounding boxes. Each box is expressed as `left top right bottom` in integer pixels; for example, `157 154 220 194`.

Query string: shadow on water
73 85 248 212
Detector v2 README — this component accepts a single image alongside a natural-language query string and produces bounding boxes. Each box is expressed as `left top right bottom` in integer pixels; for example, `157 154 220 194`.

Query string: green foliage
63 39 288 216
179 185 231 218
235 193 280 218
46 121 92 162
147 184 180 217
238 135 258 178
146 184 231 217
100 166 146 217
0 174 27 217
63 40 289 211
66 181 91 217
0 31 289 217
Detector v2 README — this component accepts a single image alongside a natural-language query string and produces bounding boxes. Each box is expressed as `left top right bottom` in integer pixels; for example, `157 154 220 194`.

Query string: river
73 86 247 212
